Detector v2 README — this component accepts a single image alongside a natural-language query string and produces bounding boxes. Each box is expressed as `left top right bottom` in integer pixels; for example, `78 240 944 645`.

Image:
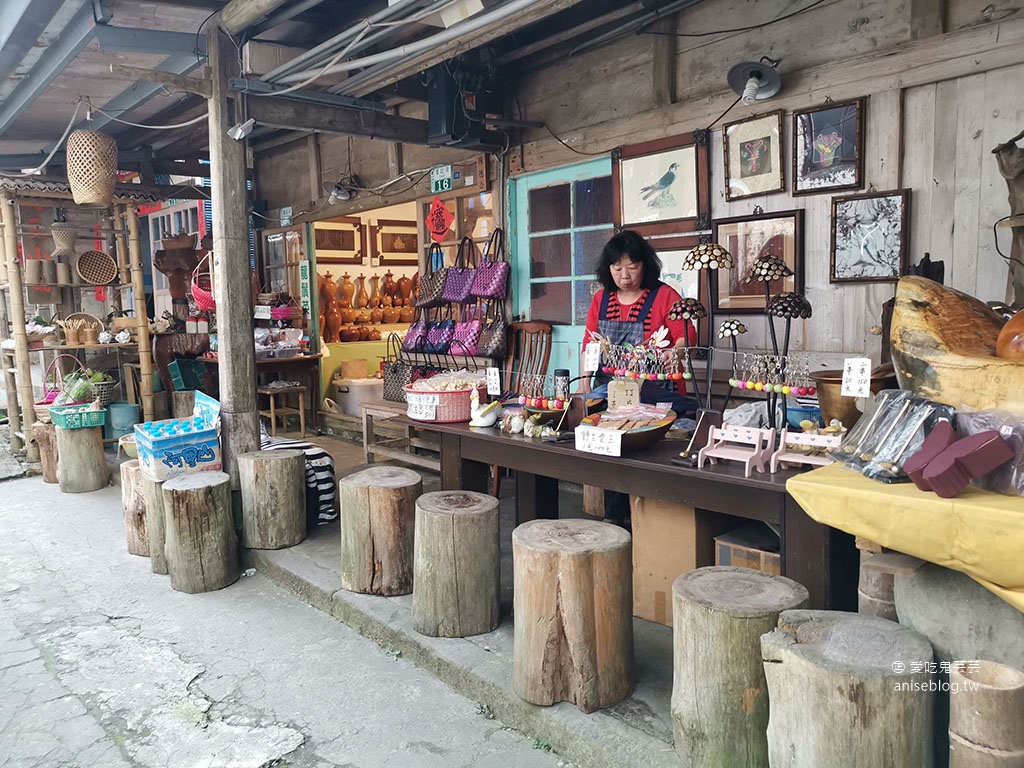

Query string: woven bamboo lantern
66 130 118 207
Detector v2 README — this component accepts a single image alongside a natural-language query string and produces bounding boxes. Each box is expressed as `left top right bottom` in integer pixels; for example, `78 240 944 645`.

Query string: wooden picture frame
312 216 363 264
372 218 419 266
651 233 708 347
612 131 711 236
710 210 804 314
723 110 785 202
792 98 865 195
830 189 910 283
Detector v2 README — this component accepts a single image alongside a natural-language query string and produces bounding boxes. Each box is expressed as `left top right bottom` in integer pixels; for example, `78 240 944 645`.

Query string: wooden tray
76 249 118 285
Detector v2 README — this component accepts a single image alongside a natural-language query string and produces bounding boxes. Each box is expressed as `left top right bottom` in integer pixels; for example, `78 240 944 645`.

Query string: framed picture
830 189 910 283
651 234 708 346
792 98 865 195
312 216 363 264
710 210 804 314
723 110 785 201
612 131 711 236
371 219 419 266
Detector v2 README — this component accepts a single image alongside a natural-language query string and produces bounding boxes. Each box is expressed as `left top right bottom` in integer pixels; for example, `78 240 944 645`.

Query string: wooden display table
361 399 440 471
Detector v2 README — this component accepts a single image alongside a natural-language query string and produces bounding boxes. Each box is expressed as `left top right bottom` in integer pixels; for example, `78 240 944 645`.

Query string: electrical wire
642 0 831 37
245 23 372 98
5 100 83 176
543 123 610 157
993 214 1024 272
92 104 208 130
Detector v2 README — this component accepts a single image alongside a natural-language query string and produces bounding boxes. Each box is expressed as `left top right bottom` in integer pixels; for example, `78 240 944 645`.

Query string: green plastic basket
50 404 107 430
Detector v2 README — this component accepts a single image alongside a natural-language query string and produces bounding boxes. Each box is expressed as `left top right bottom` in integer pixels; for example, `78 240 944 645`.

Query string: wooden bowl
581 410 676 452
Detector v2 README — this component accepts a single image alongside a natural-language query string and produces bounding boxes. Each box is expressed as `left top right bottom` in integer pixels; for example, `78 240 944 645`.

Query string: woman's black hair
595 230 662 292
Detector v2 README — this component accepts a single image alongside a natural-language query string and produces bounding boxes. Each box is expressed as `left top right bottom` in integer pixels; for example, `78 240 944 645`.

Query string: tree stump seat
338 465 421 596
54 423 109 493
670 566 808 767
161 471 239 594
512 518 633 713
119 460 149 556
237 449 306 549
412 490 500 638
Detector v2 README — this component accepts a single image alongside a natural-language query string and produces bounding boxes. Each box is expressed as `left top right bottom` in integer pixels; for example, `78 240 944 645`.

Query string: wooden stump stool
949 660 1024 766
671 566 809 767
32 421 58 483
237 450 306 549
512 519 633 713
412 490 499 638
161 471 240 594
54 424 109 493
119 460 149 556
338 466 421 595
761 609 935 767
139 473 167 574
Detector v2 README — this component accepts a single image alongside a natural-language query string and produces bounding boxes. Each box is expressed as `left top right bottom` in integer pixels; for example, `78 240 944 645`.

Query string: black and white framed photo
723 110 785 202
830 189 910 283
793 98 865 195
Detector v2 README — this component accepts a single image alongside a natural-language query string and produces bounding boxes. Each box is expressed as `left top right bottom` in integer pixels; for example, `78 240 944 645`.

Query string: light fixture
328 175 359 205
227 117 255 141
728 57 782 106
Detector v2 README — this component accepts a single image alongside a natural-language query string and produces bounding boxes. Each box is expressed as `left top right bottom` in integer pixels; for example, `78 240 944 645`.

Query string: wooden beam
108 63 212 97
306 134 321 203
219 0 291 35
247 95 429 144
651 15 677 107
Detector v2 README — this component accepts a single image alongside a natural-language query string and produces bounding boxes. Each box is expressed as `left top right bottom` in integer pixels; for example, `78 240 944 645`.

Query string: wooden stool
32 421 58 483
54 423 109 493
139 472 168 574
949 660 1024 764
161 471 240 593
671 566 808 767
512 519 633 713
762 609 935 767
412 490 499 638
237 450 306 549
338 465 421 595
258 384 306 437
119 460 149 557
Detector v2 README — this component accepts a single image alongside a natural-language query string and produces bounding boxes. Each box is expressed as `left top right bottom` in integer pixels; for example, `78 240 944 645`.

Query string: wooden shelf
23 282 121 289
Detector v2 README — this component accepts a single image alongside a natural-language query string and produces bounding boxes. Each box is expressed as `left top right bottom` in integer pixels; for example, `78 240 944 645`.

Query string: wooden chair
493 321 553 496
697 423 776 477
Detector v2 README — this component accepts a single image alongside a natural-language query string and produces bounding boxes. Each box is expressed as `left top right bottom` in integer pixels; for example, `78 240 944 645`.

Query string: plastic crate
50 404 107 430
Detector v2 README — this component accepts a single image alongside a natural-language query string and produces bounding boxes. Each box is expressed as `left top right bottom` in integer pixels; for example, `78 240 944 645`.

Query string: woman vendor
579 230 697 414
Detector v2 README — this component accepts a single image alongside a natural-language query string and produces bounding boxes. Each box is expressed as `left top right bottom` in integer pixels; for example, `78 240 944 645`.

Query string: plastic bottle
554 369 571 401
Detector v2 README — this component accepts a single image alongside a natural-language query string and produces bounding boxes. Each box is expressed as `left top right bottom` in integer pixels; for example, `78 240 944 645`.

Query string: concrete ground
0 426 679 768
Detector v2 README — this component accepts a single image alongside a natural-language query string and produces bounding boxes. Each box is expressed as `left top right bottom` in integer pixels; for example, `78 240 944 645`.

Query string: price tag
406 392 439 420
254 305 271 320
840 357 873 399
583 342 602 374
1000 424 1014 438
486 367 501 396
574 425 622 457
608 378 640 410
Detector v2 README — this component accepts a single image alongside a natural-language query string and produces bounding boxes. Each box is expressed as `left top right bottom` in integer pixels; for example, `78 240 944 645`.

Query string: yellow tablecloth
787 463 1024 612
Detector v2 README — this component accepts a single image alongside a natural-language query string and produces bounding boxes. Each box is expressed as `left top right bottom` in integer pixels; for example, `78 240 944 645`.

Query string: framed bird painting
612 131 711 236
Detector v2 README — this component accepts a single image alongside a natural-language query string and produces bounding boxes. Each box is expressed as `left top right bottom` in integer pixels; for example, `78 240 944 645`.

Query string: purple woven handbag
424 306 454 354
442 236 479 304
401 309 429 352
415 243 448 308
471 228 509 300
451 302 482 357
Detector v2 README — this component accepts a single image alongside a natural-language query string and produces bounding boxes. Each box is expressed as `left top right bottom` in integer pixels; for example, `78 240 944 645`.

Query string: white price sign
583 342 602 374
254 305 272 319
486 367 501 396
406 392 439 420
840 357 873 398
574 425 622 457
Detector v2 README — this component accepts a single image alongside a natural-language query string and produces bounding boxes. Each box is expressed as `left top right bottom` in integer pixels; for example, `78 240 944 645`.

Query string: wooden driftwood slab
891 276 1024 414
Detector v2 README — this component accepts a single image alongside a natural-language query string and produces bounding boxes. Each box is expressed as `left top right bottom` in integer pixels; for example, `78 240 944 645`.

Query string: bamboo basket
66 130 118 207
76 249 118 285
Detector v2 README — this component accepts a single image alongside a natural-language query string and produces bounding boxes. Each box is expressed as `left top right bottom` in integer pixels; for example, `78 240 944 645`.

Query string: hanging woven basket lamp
66 130 118 207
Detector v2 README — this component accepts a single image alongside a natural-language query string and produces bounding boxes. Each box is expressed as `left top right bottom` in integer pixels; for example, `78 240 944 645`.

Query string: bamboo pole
1 196 38 461
113 204 131 286
0 210 22 454
125 206 154 422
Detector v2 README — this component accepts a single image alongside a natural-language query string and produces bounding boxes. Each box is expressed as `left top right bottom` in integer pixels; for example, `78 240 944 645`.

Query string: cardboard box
714 523 782 576
630 496 737 626
134 392 222 482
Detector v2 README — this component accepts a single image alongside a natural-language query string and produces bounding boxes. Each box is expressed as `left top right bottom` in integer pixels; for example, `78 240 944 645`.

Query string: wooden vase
383 306 400 324
369 275 382 308
341 307 356 324
382 270 398 302
996 310 1024 361
319 271 337 307
399 306 416 323
397 274 412 307
357 274 371 309
370 307 384 324
324 305 342 343
338 272 355 309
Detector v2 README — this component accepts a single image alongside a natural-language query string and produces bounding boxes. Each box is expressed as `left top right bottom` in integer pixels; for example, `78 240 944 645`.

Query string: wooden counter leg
515 471 558 524
783 495 857 610
439 432 488 492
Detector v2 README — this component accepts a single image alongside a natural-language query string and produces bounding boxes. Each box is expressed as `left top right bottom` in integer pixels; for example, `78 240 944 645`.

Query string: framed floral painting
723 110 785 201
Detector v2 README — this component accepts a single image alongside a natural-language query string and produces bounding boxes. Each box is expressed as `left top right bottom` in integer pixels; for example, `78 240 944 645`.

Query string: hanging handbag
477 299 508 359
451 301 483 357
471 228 510 300
423 305 455 354
442 236 479 304
402 308 429 353
382 333 413 402
415 243 448 308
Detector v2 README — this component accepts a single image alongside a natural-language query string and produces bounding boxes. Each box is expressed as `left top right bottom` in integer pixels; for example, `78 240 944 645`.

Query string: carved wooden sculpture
992 129 1024 308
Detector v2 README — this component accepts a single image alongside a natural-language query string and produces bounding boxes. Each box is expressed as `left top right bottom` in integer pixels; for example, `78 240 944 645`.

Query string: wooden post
671 566 809 767
32 422 58 483
172 391 196 418
761 609 935 767
54 425 109 493
949 660 1024 765
207 26 259 487
338 465 421 595
120 459 149 556
162 471 240 593
412 490 499 638
124 205 155 423
512 519 633 713
2 195 38 460
237 450 306 549
140 473 168 574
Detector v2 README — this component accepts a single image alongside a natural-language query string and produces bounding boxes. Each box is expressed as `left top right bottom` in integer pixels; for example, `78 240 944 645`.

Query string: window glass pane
529 184 570 232
572 227 613 277
530 234 571 278
531 281 572 325
574 279 601 326
573 176 613 226
460 193 493 239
